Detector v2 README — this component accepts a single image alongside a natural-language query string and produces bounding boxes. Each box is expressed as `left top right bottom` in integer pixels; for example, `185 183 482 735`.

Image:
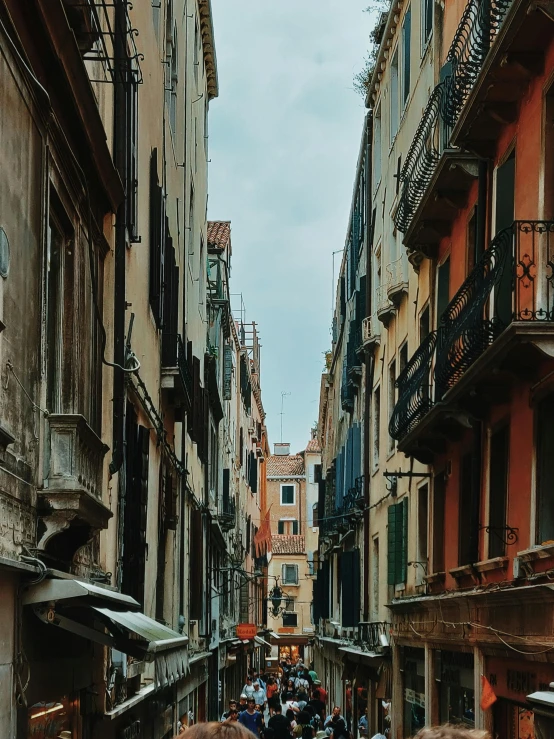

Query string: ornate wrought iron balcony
219 497 236 532
389 332 437 442
441 0 514 129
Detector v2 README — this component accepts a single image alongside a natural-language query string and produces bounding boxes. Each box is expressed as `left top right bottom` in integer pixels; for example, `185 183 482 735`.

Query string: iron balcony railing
394 0 514 235
357 621 391 652
161 332 193 406
390 221 554 440
219 497 236 532
441 0 513 128
388 331 437 441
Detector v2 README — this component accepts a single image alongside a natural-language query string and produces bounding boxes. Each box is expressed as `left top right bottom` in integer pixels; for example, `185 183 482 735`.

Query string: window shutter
293 520 299 535
281 563 286 582
320 560 330 619
398 498 408 584
222 468 230 509
189 508 204 620
388 504 398 585
341 550 360 627
278 521 284 535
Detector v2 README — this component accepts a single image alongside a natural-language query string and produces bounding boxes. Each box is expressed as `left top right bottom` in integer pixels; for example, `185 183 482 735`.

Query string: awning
255 636 272 648
22 578 140 609
269 631 281 639
24 578 189 689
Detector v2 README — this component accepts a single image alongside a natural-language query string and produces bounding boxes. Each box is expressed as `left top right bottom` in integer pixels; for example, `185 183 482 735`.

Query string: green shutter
293 520 299 535
398 498 408 584
278 521 284 535
388 500 408 586
387 504 398 585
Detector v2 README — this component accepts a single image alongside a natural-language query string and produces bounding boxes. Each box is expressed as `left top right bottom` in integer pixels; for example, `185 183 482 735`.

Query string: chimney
274 443 290 456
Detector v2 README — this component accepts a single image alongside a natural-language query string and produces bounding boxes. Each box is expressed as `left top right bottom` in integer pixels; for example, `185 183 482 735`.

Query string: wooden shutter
399 498 408 584
292 520 299 535
222 468 230 509
278 520 284 535
537 394 554 543
148 149 164 327
341 549 360 627
388 504 399 585
320 560 330 619
189 508 204 621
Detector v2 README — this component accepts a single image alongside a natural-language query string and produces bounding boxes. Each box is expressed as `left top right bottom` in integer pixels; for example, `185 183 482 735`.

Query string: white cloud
208 0 371 453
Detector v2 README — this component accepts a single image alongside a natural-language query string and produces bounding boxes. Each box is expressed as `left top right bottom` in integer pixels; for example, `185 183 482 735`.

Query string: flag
254 506 273 557
480 675 497 711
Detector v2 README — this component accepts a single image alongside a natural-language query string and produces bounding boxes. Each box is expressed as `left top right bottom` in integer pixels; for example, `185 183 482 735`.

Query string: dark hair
286 710 295 722
274 705 282 714
302 727 314 739
304 706 315 717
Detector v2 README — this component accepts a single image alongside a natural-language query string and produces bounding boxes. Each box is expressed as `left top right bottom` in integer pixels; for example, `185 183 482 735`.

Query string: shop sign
120 720 141 739
487 658 554 701
405 690 425 707
236 623 257 639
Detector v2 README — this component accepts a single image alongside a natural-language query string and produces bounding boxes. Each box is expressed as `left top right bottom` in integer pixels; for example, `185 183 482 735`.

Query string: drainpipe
110 0 127 476
363 111 373 621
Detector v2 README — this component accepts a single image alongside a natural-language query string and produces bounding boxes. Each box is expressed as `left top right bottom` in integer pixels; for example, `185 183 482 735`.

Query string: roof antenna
280 391 291 443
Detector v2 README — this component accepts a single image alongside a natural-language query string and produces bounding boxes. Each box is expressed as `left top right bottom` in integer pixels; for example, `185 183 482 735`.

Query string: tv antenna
280 391 291 442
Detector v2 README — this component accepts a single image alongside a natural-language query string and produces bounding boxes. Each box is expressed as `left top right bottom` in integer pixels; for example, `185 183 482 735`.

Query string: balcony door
494 149 515 326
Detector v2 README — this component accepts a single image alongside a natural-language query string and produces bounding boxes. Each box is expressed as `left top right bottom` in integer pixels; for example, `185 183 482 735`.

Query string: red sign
236 623 257 639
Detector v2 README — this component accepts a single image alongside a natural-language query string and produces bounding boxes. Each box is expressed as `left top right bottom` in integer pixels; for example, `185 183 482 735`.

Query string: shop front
486 656 554 739
436 649 475 728
400 646 426 738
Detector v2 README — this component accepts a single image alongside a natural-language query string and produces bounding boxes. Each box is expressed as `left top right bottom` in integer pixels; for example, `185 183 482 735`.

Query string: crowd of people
175 658 492 739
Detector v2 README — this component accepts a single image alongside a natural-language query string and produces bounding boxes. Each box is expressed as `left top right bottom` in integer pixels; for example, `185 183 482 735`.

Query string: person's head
288 679 294 688
274 704 282 715
239 695 247 705
229 700 237 709
228 710 239 721
246 676 253 683
332 707 341 718
184 723 257 739
253 682 260 690
304 706 315 718
247 699 256 712
302 726 314 739
255 704 262 712
286 709 295 722
413 730 490 739
297 711 311 725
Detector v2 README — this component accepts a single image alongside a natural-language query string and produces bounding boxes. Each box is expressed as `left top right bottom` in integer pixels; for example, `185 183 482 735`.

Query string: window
312 503 319 528
194 20 199 85
282 612 298 627
46 214 68 414
422 0 433 50
373 105 382 189
209 425 218 497
278 520 298 535
308 464 315 484
168 27 178 138
188 183 195 255
149 149 164 327
373 386 381 468
419 304 430 341
432 473 446 573
127 61 139 243
488 424 510 558
390 50 399 144
417 485 428 585
281 484 295 505
537 393 554 544
282 564 299 585
459 451 478 566
388 361 396 453
388 498 408 585
436 256 450 324
399 342 408 375
401 6 411 108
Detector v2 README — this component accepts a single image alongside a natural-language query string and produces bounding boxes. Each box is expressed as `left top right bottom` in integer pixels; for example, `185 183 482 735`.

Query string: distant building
266 435 321 666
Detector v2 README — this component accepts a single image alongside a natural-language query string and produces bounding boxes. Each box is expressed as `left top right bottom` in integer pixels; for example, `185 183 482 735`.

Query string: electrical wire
5 361 49 417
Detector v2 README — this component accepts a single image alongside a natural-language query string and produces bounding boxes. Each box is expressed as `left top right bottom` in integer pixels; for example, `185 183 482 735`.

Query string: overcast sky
208 1 372 455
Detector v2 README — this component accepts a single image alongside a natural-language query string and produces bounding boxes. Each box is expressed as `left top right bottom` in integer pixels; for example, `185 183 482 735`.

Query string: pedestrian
255 705 266 730
324 708 346 737
358 709 369 738
238 698 264 737
243 676 256 699
252 682 267 710
268 703 292 739
286 708 297 733
293 711 314 737
266 676 280 715
222 700 238 721
282 678 295 704
330 718 351 739
179 721 259 739
411 730 490 739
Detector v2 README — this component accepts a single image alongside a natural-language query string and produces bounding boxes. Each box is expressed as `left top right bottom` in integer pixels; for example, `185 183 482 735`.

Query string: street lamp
268 578 291 617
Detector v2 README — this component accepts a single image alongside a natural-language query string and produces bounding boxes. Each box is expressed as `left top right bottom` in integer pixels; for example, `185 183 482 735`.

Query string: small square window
281 484 295 505
282 564 298 585
282 612 298 627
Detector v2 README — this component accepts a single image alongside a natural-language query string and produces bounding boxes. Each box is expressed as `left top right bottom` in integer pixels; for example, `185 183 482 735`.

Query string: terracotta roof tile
272 535 305 554
305 439 321 453
207 221 231 250
267 454 305 477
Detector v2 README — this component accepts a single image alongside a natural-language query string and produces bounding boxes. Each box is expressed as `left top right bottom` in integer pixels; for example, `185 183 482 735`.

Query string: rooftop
305 438 321 453
267 454 305 477
271 535 305 555
207 221 231 251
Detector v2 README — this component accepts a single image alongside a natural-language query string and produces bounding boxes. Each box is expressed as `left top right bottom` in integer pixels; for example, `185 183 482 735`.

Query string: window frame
401 5 411 111
421 0 433 55
280 483 296 506
281 563 299 585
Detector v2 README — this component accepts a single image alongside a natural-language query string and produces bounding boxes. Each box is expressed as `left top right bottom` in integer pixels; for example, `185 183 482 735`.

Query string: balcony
161 333 193 412
38 414 111 562
376 284 395 327
386 257 409 304
357 621 391 653
362 315 380 350
450 0 551 155
394 0 517 248
219 497 236 532
390 221 554 461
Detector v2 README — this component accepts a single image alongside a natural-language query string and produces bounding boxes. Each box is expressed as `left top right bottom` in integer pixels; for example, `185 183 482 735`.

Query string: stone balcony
38 414 111 564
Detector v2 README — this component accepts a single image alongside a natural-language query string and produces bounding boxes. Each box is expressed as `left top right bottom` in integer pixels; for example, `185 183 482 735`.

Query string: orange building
387 2 554 737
